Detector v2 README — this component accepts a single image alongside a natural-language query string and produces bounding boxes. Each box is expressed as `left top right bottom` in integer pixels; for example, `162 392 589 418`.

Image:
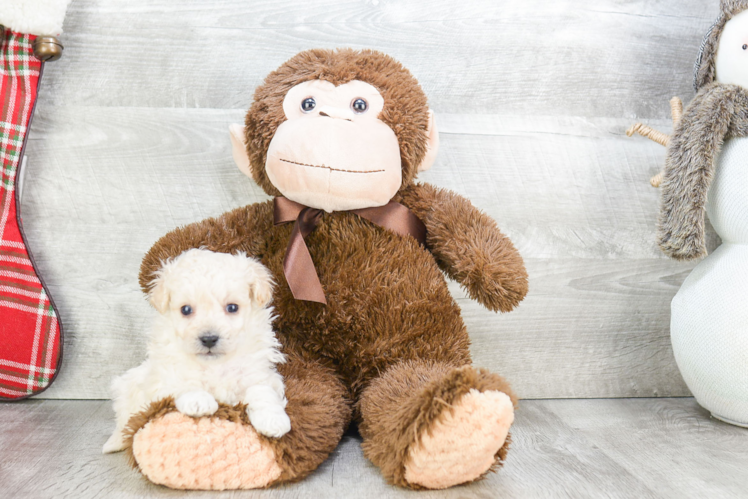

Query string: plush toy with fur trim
629 0 748 428
125 48 529 490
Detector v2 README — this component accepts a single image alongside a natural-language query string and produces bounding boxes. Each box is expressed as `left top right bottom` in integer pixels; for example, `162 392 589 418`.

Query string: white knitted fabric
671 137 748 427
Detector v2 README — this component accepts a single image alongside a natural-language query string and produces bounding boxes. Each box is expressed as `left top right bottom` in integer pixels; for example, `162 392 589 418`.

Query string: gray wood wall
20 0 720 400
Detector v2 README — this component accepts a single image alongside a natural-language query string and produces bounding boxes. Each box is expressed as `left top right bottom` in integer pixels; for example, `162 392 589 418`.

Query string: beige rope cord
627 123 671 147
626 97 683 187
670 95 683 123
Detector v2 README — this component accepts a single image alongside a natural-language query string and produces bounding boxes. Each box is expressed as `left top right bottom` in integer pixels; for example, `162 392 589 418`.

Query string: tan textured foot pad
404 389 514 489
132 412 282 490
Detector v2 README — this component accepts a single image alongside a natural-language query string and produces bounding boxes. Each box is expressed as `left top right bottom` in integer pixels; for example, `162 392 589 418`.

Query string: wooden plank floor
1 398 746 498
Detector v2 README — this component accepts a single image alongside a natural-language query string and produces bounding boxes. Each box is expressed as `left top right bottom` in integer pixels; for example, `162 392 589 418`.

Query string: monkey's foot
126 362 351 490
403 389 514 489
133 412 282 490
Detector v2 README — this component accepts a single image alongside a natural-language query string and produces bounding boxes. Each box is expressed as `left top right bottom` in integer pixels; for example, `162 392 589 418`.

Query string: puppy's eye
301 97 316 113
180 305 192 316
226 304 239 314
351 98 368 114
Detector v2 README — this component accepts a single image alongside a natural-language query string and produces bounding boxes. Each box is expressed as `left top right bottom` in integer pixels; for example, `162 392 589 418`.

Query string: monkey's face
716 9 748 88
234 50 440 209
264 80 402 212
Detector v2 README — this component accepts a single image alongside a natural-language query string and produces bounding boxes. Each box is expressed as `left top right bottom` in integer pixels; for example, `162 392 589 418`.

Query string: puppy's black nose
200 335 219 348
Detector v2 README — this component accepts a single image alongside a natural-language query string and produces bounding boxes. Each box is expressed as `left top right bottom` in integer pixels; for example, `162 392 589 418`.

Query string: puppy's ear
148 266 171 313
245 259 274 307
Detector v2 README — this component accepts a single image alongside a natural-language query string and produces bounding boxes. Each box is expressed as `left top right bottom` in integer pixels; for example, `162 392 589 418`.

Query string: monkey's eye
301 97 316 113
351 98 368 114
743 44 747 50
180 305 193 316
226 304 239 314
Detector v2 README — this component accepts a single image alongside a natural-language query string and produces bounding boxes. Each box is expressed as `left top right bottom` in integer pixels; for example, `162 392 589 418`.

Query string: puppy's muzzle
200 334 220 349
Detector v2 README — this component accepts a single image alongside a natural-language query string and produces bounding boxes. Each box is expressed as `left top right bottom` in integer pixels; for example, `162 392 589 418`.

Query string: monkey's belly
268 220 471 387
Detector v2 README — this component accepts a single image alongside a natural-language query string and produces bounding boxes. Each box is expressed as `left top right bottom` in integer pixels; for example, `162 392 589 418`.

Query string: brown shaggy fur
399 183 528 312
659 88 748 260
358 360 517 488
693 0 748 91
135 48 528 488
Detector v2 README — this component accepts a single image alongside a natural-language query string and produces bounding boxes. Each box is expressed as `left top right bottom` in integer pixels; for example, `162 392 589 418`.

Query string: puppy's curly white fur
103 249 289 454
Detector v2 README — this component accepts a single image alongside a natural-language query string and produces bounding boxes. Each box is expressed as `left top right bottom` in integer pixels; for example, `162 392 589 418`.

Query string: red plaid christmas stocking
0 28 62 400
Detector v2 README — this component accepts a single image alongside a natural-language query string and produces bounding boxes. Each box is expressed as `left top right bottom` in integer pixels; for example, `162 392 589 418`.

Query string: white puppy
103 248 290 454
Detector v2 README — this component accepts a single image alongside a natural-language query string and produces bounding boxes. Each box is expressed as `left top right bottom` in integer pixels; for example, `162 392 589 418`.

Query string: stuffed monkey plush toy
630 0 748 427
127 49 529 490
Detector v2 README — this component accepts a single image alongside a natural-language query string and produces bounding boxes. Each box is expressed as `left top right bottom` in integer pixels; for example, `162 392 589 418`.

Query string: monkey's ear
229 123 252 178
417 110 440 173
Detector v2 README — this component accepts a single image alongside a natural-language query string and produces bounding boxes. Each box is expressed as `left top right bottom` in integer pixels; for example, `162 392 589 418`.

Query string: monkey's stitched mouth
280 158 384 174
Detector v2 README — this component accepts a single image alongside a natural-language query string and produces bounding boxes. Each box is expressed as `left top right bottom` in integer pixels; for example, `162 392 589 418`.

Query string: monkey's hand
139 201 273 295
399 183 528 313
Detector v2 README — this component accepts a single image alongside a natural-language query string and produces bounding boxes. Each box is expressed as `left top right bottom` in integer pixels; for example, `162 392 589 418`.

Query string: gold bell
33 36 64 62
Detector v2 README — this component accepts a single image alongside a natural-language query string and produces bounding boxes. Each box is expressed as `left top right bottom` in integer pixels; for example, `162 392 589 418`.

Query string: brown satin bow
273 197 427 304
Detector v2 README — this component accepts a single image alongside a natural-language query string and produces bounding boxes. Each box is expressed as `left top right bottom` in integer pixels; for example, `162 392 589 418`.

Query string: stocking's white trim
0 0 71 36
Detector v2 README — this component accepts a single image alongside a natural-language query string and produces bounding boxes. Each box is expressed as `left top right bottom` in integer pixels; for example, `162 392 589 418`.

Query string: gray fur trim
658 83 748 260
694 16 723 92
694 1 748 91
722 0 748 14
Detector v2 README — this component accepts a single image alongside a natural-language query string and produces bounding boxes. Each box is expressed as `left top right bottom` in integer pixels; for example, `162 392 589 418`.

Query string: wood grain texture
15 0 724 399
2 399 747 498
39 0 718 119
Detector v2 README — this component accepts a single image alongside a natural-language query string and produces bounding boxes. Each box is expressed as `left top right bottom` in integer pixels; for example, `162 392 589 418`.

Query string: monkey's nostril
319 111 330 117
200 335 219 348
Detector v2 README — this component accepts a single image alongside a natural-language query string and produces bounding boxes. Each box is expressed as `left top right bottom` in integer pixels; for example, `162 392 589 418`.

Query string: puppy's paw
176 390 219 417
248 408 291 438
102 431 126 454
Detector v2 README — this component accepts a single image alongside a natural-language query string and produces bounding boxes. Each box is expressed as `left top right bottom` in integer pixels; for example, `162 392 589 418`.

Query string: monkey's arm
138 201 274 294
399 183 528 313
